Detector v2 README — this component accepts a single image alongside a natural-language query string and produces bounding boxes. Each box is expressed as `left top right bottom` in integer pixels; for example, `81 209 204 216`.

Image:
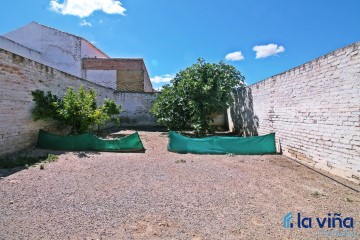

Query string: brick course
116 70 144 92
82 58 144 70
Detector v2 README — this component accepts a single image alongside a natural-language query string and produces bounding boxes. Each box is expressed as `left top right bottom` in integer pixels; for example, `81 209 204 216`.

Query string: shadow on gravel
74 151 101 158
95 126 168 139
0 149 65 178
0 167 26 178
103 126 168 133
179 131 237 138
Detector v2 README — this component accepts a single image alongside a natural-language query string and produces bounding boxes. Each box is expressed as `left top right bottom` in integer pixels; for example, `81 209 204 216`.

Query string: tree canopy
151 58 245 136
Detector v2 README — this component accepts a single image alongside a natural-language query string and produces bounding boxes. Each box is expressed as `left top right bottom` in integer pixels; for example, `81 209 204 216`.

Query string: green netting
168 131 276 155
37 130 144 152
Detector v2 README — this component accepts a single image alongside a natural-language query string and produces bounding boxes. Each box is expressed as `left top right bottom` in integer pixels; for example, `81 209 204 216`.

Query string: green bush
150 58 245 136
32 85 121 134
31 90 62 121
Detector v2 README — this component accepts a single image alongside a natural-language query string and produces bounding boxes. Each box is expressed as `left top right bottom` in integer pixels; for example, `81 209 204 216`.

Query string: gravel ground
0 130 359 240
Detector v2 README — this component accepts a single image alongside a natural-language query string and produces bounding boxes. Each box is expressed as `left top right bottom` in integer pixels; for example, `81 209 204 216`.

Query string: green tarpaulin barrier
37 130 144 152
168 131 276 155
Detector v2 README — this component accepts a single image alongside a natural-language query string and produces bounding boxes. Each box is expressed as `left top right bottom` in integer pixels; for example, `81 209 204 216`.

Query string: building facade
1 22 153 92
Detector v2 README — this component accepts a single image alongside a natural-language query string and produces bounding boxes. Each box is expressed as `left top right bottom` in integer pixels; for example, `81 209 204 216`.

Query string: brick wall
0 49 157 156
0 48 114 156
229 42 360 183
117 70 144 92
82 58 153 92
82 58 144 70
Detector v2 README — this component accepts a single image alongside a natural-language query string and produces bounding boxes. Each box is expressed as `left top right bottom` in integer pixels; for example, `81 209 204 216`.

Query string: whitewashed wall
4 22 108 79
229 42 360 184
0 36 43 63
83 69 117 90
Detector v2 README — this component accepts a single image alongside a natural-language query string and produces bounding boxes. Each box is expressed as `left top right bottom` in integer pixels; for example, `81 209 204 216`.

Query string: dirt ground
0 130 359 240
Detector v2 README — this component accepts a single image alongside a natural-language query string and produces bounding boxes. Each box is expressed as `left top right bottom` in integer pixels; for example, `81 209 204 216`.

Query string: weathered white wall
4 23 43 54
116 93 157 126
0 36 43 63
4 22 82 77
4 22 108 80
84 69 117 90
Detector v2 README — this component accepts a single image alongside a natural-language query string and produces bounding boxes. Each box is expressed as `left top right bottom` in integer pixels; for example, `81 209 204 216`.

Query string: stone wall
229 42 360 183
0 48 156 156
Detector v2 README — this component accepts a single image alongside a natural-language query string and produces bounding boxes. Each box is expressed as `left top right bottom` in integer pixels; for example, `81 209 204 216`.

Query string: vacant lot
0 130 359 239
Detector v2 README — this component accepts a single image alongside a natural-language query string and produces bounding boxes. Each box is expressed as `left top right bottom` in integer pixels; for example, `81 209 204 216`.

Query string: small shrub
32 85 121 134
31 90 62 121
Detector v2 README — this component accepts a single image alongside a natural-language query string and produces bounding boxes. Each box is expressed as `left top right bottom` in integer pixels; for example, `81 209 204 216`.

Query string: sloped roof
6 21 109 58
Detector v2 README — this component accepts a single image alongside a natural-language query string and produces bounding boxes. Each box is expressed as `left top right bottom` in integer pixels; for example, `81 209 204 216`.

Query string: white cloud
80 20 92 27
50 0 126 18
225 51 245 61
253 44 285 59
150 74 174 84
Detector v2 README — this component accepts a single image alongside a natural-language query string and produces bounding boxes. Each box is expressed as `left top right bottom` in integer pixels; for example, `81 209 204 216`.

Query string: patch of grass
175 159 186 164
0 154 59 169
346 197 354 203
311 191 326 198
45 154 59 162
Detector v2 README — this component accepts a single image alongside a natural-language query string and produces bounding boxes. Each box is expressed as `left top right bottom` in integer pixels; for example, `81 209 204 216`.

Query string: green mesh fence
168 131 276 155
37 130 144 152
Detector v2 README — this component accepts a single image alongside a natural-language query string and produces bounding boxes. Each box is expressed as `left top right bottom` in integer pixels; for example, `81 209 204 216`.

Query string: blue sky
1 0 360 89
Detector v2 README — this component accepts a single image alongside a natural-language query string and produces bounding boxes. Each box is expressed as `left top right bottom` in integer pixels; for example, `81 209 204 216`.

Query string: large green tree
151 58 245 136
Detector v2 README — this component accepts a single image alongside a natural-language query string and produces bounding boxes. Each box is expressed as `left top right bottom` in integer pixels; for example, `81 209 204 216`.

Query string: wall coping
0 48 116 93
249 41 360 87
